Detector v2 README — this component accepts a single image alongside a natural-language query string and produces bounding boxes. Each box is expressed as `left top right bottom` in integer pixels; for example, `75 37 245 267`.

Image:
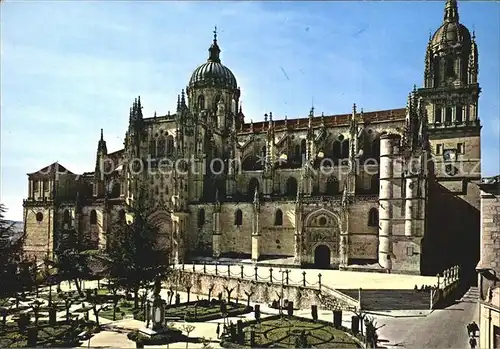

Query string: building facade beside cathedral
23 0 482 276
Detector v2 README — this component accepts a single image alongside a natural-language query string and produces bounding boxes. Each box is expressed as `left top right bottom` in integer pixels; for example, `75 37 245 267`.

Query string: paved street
376 287 479 349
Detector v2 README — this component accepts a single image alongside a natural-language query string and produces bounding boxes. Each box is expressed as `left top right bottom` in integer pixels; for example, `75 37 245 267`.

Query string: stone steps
338 289 431 311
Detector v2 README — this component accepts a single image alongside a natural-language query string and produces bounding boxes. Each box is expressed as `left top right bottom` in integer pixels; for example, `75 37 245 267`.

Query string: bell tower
418 0 480 180
186 28 241 202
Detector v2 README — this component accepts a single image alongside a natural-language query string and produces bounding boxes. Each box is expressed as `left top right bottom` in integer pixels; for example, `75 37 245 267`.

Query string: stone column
404 176 418 237
212 210 221 258
251 208 260 261
378 134 400 271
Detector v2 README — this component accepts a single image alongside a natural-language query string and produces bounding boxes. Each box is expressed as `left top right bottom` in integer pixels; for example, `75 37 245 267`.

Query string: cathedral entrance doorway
314 245 331 269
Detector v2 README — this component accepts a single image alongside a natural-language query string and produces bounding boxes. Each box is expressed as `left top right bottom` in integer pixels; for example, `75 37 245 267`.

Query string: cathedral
23 0 482 276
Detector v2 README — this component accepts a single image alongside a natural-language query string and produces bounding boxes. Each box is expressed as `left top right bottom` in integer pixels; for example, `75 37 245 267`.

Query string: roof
239 108 406 134
27 162 73 177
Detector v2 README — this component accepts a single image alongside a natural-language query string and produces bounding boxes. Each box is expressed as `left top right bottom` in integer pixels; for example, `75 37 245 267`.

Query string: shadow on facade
423 179 480 282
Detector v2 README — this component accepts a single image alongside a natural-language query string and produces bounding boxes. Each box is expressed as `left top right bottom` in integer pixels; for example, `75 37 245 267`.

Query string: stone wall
172 270 359 312
478 286 500 349
23 205 54 261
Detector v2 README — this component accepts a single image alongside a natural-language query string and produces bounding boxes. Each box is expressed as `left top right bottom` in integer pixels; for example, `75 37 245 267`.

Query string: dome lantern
189 28 238 90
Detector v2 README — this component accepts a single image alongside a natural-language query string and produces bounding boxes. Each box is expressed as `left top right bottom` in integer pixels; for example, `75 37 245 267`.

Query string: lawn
223 316 361 348
99 300 135 321
0 320 92 348
165 300 251 321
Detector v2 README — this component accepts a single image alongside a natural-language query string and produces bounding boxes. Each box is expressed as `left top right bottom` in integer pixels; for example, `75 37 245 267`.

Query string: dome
189 29 237 90
431 22 471 50
430 0 471 51
190 61 237 90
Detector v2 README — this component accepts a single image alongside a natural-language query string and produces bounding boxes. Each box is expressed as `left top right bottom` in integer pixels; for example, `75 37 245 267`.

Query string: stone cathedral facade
23 0 481 275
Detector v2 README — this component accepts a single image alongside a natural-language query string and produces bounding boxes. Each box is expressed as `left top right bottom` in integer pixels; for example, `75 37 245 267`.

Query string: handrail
321 284 360 310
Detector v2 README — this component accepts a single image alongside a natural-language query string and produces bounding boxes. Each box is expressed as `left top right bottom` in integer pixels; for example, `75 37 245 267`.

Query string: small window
457 143 464 154
36 212 43 222
274 209 283 226
90 210 97 225
63 210 71 224
368 208 379 227
406 247 414 256
234 209 243 226
436 144 443 155
445 107 452 123
456 106 463 123
435 108 442 123
198 208 205 227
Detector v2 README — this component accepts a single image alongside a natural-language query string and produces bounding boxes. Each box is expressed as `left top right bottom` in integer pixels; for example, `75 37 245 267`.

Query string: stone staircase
338 289 432 311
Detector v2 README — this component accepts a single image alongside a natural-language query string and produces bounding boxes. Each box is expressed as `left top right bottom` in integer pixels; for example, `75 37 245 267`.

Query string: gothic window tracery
300 139 307 157
234 209 243 226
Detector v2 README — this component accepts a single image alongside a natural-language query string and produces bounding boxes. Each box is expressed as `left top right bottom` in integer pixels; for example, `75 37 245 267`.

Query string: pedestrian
469 336 477 349
216 323 220 339
466 323 472 337
470 321 479 337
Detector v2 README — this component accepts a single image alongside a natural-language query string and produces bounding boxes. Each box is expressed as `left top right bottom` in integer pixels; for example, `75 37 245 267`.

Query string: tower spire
444 0 459 23
208 26 221 63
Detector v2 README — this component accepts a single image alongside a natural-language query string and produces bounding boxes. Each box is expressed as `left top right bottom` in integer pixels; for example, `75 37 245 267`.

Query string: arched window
435 107 442 123
248 178 259 196
198 208 205 227
234 209 243 226
198 95 205 110
370 174 380 194
166 135 175 155
285 177 298 197
214 95 221 109
326 177 339 195
63 210 71 226
340 139 350 159
368 208 379 227
90 210 97 225
274 209 283 226
445 107 452 124
157 138 166 157
300 139 307 157
332 141 341 160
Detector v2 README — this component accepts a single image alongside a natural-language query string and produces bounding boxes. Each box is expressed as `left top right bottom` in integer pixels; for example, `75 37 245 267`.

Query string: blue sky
1 0 499 221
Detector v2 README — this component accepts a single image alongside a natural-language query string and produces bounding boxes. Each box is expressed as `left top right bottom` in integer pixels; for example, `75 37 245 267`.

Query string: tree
52 228 91 297
181 324 196 349
105 185 171 309
0 204 25 297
